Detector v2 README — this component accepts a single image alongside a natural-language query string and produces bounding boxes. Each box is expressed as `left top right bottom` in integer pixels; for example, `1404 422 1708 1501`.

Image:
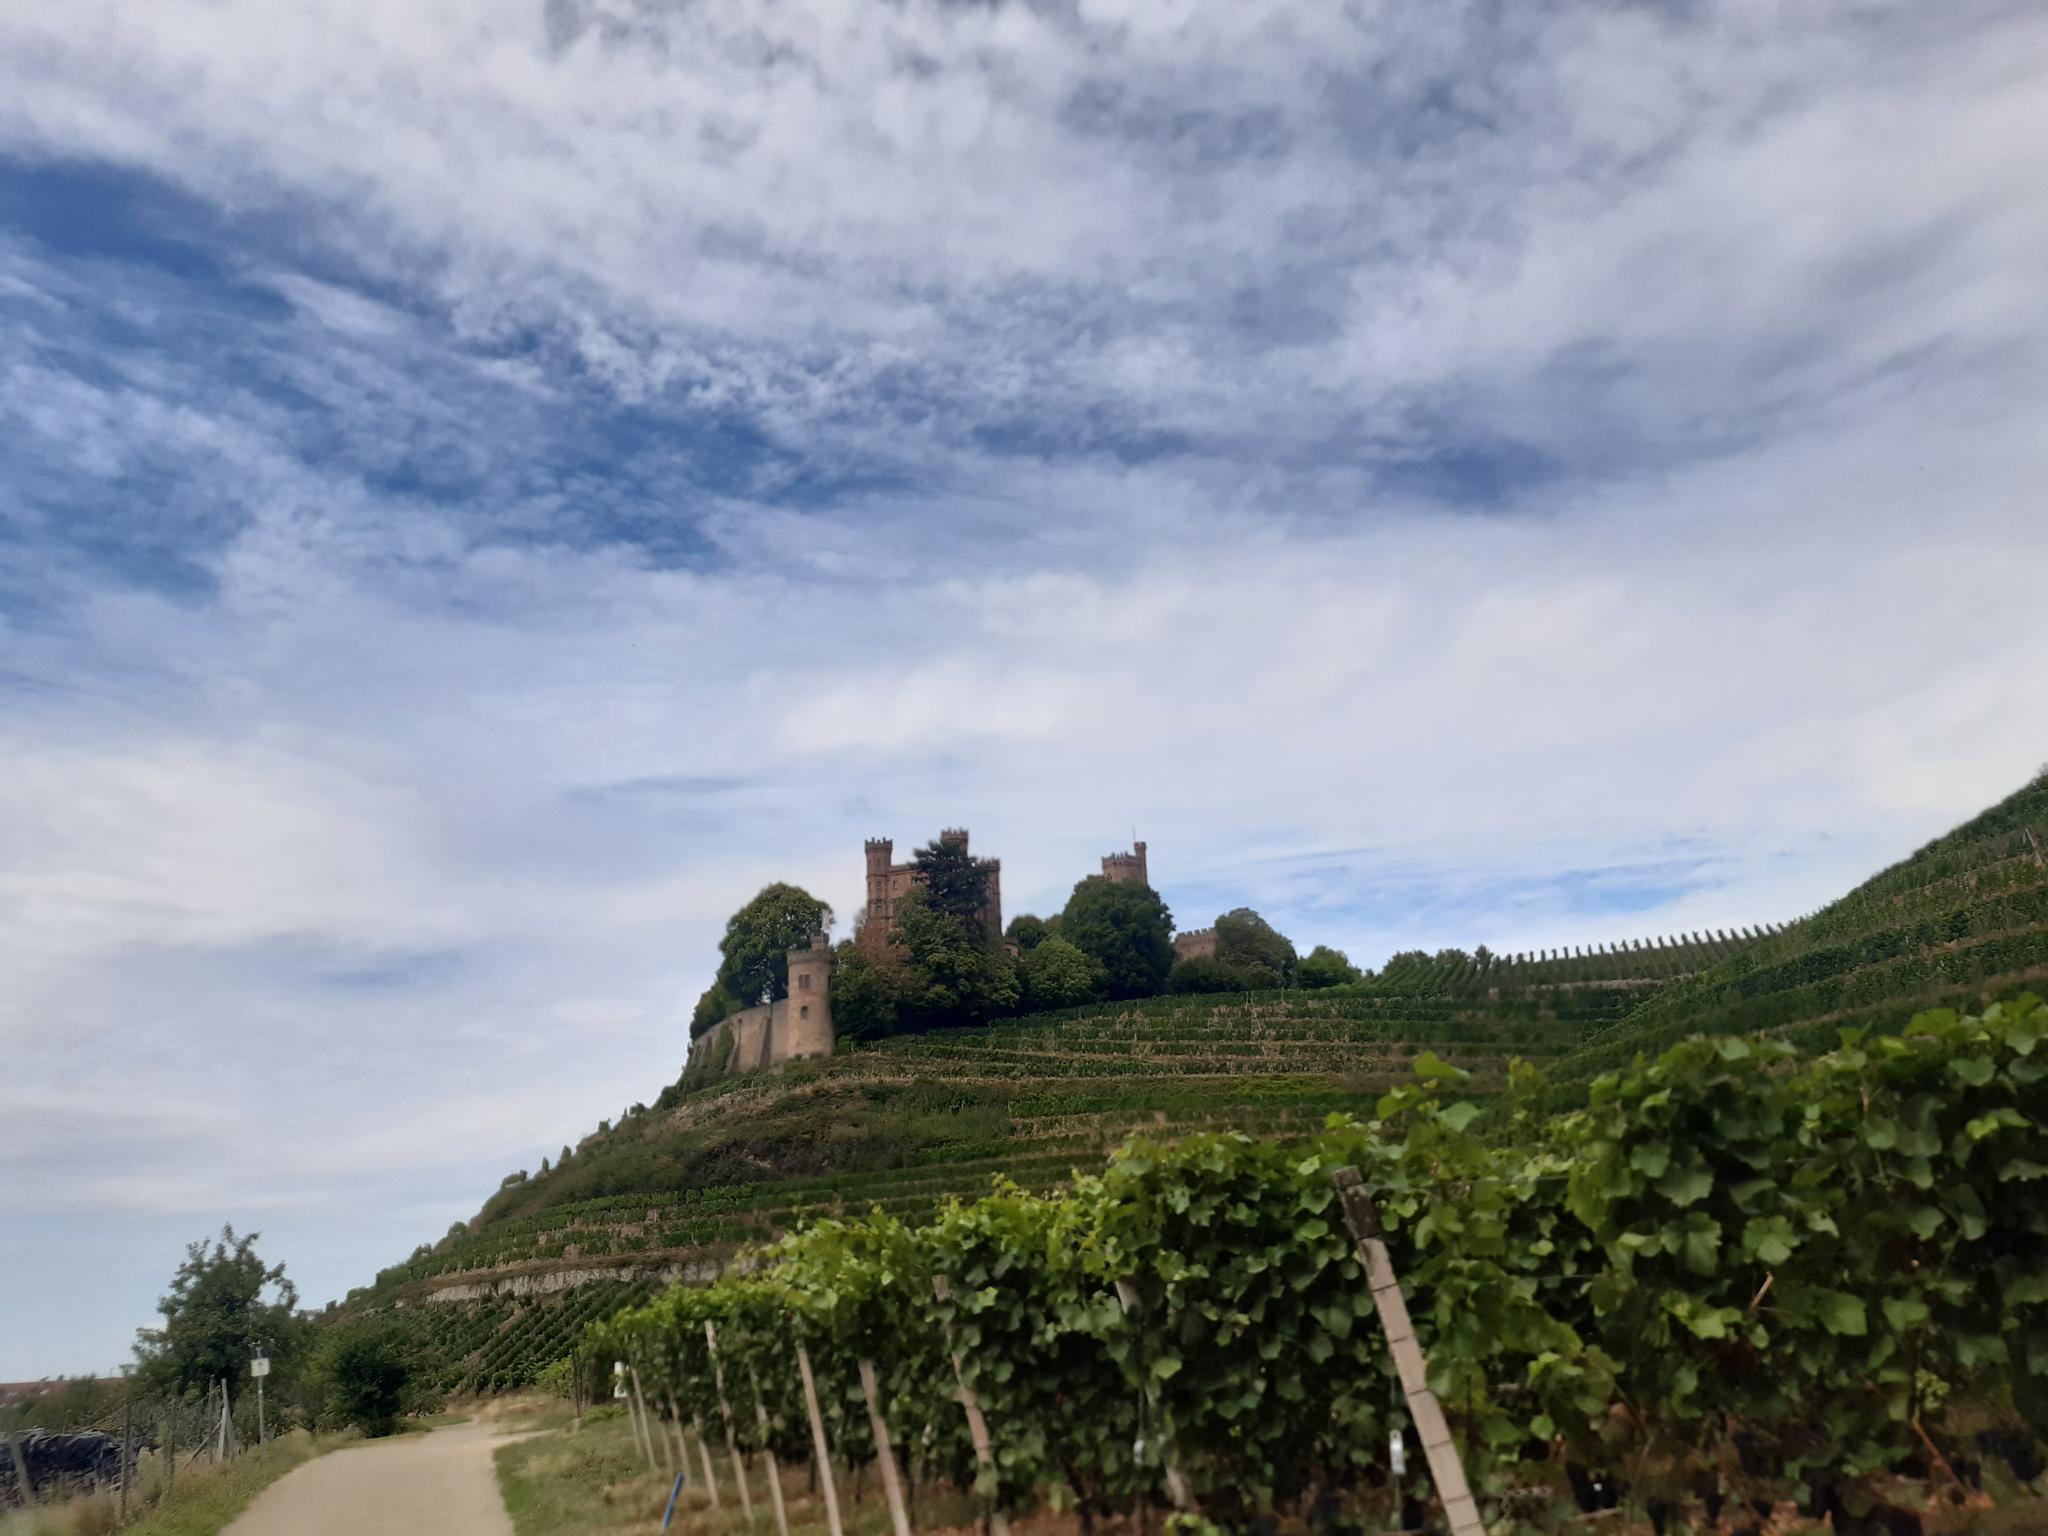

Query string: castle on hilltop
859 828 1004 952
690 829 1155 1080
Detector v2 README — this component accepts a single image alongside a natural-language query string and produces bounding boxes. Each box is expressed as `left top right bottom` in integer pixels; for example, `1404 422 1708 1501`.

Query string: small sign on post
251 1352 270 1448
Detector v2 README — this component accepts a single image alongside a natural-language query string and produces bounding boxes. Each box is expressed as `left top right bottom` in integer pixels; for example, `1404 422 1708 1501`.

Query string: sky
4 0 2048 1379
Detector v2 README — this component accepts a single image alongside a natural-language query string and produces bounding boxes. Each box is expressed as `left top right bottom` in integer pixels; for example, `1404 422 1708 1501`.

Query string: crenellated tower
1101 840 1149 886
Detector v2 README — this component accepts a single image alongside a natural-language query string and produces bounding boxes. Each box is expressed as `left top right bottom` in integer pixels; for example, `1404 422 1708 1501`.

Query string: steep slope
1565 773 2048 1082
362 954 1712 1312
358 776 2048 1390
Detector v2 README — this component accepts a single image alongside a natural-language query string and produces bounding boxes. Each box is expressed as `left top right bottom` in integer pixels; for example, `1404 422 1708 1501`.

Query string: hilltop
359 774 2048 1391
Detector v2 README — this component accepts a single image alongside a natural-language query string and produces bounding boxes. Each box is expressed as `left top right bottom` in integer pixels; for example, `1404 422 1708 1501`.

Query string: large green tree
715 883 832 1006
1020 933 1103 1009
134 1226 305 1408
913 835 991 927
1214 907 1298 989
829 940 911 1042
1005 913 1051 952
1059 876 1174 1000
892 888 1020 1027
1297 944 1363 990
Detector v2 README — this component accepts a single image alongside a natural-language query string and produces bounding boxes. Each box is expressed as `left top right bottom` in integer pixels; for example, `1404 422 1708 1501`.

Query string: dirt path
222 1421 530 1536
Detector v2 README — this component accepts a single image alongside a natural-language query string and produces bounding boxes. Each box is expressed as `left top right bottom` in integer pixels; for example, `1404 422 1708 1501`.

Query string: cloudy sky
5 0 2048 1377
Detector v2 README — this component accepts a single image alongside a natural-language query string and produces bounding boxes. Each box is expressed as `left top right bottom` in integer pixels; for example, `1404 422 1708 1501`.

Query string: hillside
1564 770 2048 1083
359 776 2048 1391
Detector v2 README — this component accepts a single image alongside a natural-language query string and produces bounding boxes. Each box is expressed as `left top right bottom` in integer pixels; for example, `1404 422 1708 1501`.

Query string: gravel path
222 1421 527 1536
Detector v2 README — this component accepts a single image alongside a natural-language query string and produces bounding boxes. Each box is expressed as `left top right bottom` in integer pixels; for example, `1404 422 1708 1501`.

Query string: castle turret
780 931 834 1061
1102 839 1149 886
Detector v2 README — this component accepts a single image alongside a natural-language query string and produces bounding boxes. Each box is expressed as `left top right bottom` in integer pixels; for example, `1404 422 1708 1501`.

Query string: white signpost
251 1354 270 1448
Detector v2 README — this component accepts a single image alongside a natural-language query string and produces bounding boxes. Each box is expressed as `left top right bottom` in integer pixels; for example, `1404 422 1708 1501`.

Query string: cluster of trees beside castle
691 834 1372 1043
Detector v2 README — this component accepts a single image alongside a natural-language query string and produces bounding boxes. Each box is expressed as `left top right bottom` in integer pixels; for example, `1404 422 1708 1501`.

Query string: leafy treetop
716 883 832 1006
134 1225 304 1406
1060 875 1174 1000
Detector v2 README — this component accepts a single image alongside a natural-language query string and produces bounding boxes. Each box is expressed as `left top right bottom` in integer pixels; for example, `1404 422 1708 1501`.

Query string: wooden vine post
629 1362 668 1475
745 1357 794 1536
857 1358 915 1536
617 1362 651 1468
705 1321 758 1523
1112 1279 1195 1513
794 1344 847 1536
663 1391 691 1477
1328 1167 1486 1536
929 1276 1011 1536
692 1414 725 1508
6 1433 34 1508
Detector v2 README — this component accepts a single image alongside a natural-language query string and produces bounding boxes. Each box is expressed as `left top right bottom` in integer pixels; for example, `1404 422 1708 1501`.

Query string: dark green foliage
1061 875 1174 1000
1298 944 1363 989
316 1324 413 1435
1165 955 1251 993
914 834 994 927
587 997 2048 1528
716 883 832 1006
133 1226 305 1410
690 979 738 1038
1214 907 1298 988
828 939 911 1042
1005 913 1050 951
893 888 1021 1027
1019 933 1103 1009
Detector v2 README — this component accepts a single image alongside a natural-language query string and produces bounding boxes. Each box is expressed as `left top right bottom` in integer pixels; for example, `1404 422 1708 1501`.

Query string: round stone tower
781 931 834 1060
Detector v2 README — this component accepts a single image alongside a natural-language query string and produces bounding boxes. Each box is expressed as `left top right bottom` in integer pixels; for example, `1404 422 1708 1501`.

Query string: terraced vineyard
1565 773 2048 1083
358 775 2048 1391
360 949 1705 1322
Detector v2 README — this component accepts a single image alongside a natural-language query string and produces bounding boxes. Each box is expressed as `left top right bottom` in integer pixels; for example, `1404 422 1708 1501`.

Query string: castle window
799 1006 810 1020
798 973 811 990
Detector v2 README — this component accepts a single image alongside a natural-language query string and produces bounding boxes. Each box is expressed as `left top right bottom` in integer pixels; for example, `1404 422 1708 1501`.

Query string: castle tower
1102 840 1149 886
780 931 834 1060
863 838 894 941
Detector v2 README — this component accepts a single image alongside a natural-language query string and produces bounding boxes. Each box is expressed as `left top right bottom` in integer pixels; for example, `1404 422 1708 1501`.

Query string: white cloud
3 0 2048 1377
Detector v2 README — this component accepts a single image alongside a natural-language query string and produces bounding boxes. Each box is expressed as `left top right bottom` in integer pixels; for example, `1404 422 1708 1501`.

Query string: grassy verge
1 1431 347 1536
494 1405 976 1536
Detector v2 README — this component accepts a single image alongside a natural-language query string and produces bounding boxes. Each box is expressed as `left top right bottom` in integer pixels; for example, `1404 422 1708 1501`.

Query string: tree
691 979 739 1038
913 835 991 927
830 940 912 1043
315 1325 413 1436
1297 945 1363 990
893 889 1021 1027
1214 908 1298 989
1006 914 1050 952
134 1226 304 1409
716 884 832 1006
1060 876 1174 1000
1020 934 1103 1009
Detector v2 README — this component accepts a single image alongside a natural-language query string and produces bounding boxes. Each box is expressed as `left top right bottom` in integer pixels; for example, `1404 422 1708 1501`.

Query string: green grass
494 1409 975 1536
1 1431 345 1536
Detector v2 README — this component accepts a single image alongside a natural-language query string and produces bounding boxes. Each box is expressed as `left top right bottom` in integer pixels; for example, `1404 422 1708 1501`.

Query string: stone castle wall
688 934 835 1082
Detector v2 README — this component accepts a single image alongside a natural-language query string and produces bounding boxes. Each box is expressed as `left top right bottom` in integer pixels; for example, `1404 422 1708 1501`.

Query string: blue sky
5 0 2048 1378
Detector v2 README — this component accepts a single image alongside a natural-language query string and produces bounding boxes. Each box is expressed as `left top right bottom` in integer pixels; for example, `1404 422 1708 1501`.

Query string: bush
1298 945 1363 990
316 1326 413 1436
1021 935 1104 1009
